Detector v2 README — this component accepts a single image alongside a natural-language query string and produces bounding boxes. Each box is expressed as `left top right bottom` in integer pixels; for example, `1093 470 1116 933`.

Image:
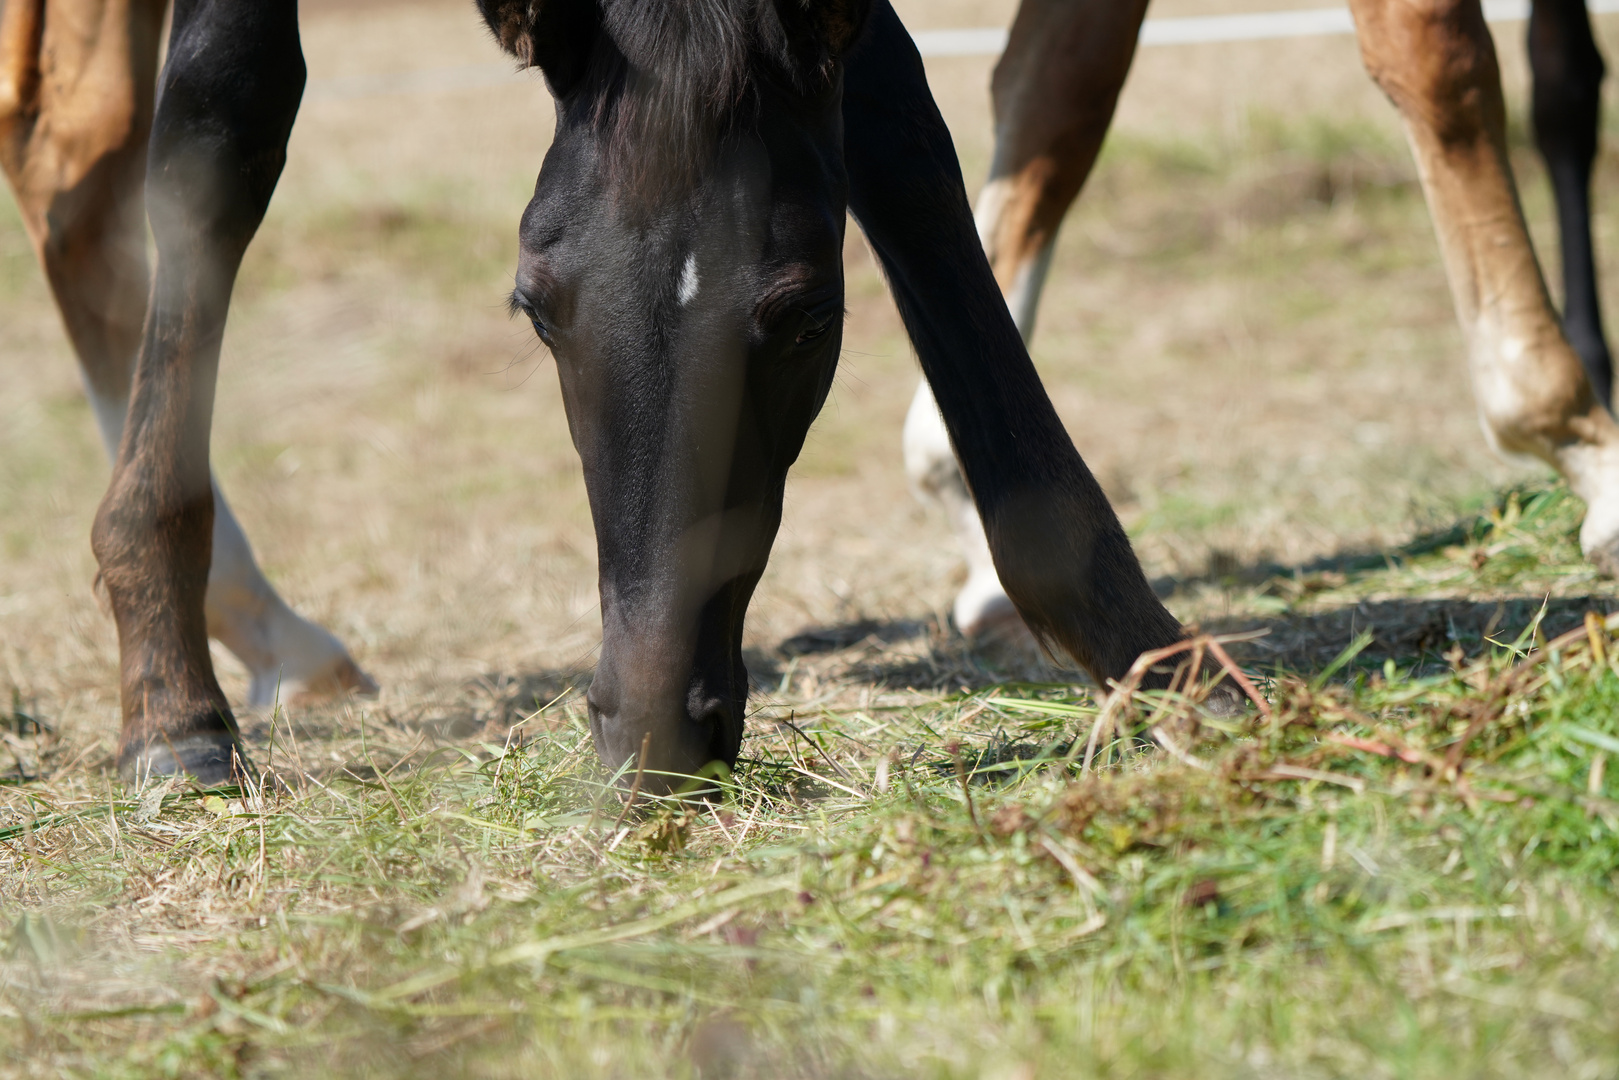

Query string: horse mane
582 0 833 200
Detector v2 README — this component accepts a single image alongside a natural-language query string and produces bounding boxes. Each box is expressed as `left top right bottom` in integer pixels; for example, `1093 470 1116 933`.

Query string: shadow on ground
1211 595 1618 674
751 593 1619 696
351 498 1619 745
1145 526 1476 599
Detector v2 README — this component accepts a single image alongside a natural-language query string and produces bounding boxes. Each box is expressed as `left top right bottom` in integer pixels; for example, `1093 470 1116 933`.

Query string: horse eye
795 311 836 346
510 291 554 346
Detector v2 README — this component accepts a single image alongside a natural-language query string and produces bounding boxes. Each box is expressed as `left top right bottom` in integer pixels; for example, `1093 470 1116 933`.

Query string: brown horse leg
0 0 374 724
1529 0 1610 410
1349 0 1619 571
0 0 162 447
904 0 1150 643
87 0 308 782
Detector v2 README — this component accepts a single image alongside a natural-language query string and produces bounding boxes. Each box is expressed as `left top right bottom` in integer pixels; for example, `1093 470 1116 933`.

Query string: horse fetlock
114 648 242 785
1468 323 1596 455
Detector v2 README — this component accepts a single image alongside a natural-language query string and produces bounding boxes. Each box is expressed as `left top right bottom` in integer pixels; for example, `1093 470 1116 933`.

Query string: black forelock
579 0 837 199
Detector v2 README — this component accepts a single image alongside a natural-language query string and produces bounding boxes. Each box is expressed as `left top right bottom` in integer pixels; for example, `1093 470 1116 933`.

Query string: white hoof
954 574 1039 653
239 607 379 708
1581 490 1619 579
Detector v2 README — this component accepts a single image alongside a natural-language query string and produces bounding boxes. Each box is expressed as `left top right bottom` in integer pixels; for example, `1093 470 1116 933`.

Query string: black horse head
479 0 874 788
477 0 1197 792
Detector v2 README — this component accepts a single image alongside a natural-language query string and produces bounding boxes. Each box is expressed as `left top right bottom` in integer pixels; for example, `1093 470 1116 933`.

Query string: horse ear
775 0 875 57
476 0 600 94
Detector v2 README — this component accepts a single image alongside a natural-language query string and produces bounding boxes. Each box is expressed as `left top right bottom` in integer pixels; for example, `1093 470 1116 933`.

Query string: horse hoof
1580 493 1619 578
962 603 1043 656
119 733 251 787
286 654 380 705
1200 680 1248 717
1583 523 1619 578
1589 544 1619 579
248 652 380 708
955 581 1040 649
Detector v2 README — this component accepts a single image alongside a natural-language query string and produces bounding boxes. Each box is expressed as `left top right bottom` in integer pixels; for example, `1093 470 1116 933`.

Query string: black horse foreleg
843 1 1187 686
92 0 305 782
1530 0 1611 409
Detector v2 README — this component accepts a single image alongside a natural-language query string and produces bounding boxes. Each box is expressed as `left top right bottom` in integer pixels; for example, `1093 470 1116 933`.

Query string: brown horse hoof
119 734 251 787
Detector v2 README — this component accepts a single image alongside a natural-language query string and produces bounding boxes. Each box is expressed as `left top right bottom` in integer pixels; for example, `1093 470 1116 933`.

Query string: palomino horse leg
1350 0 1619 571
0 0 374 716
88 0 307 781
903 0 1149 643
1529 0 1611 409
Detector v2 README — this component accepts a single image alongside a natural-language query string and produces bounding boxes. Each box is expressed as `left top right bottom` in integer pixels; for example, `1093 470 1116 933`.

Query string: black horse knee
1530 0 1611 409
146 0 304 288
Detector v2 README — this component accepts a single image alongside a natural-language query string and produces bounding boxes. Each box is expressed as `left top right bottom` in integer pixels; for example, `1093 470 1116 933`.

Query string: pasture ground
5 0 1619 1075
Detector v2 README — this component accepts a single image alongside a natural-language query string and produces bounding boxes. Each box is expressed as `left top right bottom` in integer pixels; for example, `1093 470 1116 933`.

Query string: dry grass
7 1 1619 1075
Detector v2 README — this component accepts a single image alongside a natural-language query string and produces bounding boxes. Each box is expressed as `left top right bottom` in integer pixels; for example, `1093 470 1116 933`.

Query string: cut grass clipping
5 486 1619 1078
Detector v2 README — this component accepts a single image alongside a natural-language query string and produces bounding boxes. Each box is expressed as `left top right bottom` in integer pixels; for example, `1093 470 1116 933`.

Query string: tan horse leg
904 0 1150 642
0 0 375 710
1350 0 1619 569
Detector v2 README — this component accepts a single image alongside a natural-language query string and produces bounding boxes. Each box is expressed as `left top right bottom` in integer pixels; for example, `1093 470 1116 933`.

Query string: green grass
5 487 1619 1078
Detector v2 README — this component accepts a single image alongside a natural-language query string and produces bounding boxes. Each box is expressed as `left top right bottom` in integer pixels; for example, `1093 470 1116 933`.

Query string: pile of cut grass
5 487 1619 1078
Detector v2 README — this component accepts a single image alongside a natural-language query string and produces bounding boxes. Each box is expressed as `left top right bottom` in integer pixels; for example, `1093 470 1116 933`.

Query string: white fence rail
306 1 1619 103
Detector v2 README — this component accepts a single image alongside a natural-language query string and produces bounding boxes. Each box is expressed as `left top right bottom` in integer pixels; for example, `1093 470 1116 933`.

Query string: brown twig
1325 732 1429 766
1205 638 1272 719
1259 763 1366 794
1150 726 1211 771
1075 631 1268 773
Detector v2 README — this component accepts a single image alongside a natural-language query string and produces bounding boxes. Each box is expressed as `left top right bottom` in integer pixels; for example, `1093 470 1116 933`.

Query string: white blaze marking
678 254 699 306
